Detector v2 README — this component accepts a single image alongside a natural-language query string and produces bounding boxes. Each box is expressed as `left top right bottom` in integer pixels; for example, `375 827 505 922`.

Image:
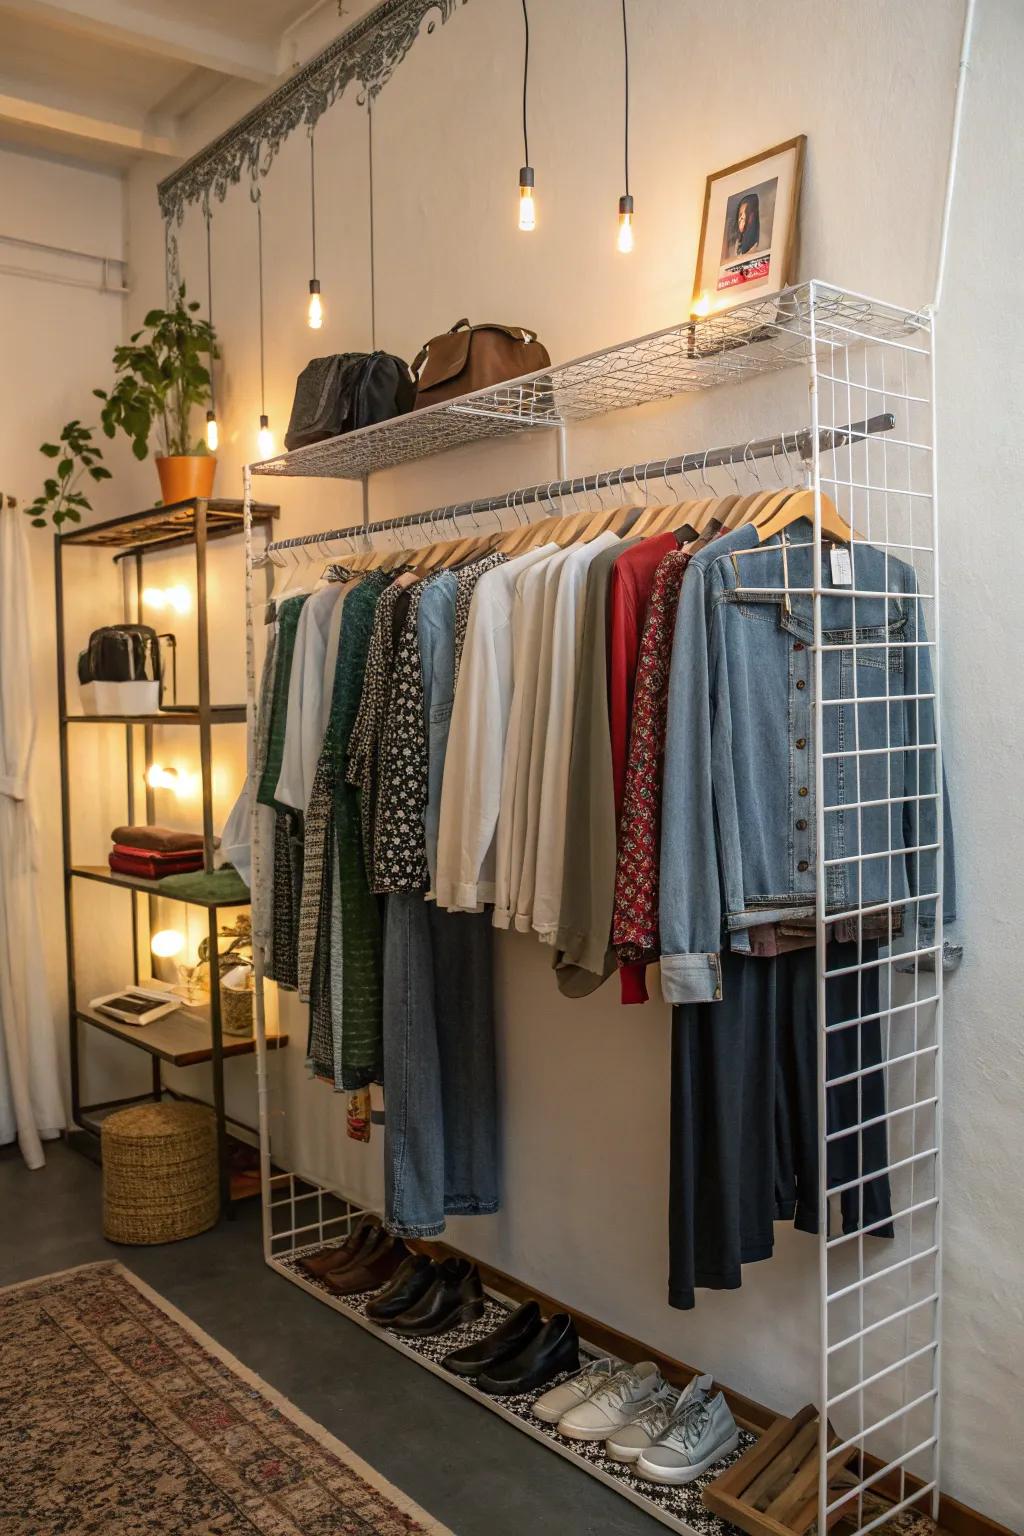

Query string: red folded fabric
109 849 205 879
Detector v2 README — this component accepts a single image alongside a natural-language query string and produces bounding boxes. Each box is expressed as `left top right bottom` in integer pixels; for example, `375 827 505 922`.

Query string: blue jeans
382 892 499 1236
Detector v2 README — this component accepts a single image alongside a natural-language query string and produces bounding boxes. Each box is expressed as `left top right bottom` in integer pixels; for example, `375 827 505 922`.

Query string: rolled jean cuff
659 951 723 1004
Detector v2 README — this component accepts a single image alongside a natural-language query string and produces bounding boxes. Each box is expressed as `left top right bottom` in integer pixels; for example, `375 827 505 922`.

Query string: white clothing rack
242 279 945 1536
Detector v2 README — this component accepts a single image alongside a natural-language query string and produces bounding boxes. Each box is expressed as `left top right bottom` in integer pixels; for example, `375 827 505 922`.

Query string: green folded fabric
158 865 250 904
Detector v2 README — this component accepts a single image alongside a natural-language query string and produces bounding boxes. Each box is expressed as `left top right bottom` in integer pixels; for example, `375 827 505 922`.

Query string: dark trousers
669 941 892 1311
382 894 500 1237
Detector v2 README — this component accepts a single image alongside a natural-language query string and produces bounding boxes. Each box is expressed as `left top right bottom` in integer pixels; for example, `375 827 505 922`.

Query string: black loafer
442 1300 543 1379
477 1311 579 1396
388 1257 484 1337
365 1254 437 1322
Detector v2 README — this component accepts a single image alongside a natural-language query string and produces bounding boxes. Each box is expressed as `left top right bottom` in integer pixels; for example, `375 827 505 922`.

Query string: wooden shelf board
77 1005 286 1067
63 707 247 725
70 864 249 908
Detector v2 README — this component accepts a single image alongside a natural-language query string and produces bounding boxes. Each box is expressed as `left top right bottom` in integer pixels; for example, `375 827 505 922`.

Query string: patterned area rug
0 1262 450 1536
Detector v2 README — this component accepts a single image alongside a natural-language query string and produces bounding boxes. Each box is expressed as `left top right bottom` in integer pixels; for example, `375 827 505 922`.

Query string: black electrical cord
521 0 530 167
621 0 630 197
256 199 266 415
309 126 318 280
204 202 216 414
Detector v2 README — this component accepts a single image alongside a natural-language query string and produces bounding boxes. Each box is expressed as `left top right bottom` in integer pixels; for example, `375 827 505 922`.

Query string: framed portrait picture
691 136 806 316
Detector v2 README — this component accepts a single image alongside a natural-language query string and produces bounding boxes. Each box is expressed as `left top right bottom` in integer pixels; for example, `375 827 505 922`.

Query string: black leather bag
284 351 416 451
77 625 161 685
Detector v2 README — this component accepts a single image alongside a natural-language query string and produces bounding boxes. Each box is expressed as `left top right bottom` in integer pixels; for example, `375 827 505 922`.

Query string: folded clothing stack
109 825 216 880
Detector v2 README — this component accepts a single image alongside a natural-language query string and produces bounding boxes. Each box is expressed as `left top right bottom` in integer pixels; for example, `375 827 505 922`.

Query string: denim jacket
659 520 956 1004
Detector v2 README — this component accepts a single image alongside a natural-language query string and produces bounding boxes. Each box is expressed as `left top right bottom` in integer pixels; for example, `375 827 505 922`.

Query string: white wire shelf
251 282 929 482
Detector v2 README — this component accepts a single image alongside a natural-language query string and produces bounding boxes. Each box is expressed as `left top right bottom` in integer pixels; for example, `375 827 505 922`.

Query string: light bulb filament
307 279 323 329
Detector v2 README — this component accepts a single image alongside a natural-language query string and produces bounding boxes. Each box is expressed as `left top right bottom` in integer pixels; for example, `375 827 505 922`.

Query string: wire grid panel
251 284 927 482
808 287 942 1534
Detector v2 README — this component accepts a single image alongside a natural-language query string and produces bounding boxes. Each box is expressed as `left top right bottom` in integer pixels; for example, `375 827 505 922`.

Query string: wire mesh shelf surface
251 283 929 482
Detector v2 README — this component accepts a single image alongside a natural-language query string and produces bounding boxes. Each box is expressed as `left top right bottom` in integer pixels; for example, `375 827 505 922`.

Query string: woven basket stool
101 1102 218 1244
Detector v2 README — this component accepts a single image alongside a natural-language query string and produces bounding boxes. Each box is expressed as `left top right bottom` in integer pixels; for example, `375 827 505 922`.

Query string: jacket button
798 786 809 798
796 818 808 830
796 737 806 749
796 679 806 690
798 859 809 872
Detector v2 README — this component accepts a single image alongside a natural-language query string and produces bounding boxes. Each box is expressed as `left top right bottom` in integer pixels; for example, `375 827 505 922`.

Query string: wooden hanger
755 487 854 544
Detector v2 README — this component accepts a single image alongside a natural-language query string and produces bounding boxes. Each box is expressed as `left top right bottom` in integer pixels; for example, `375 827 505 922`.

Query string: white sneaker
557 1361 661 1440
532 1358 619 1424
604 1372 712 1463
636 1391 739 1484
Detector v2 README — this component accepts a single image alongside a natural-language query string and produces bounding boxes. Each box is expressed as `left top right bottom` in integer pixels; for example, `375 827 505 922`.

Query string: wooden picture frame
691 135 806 317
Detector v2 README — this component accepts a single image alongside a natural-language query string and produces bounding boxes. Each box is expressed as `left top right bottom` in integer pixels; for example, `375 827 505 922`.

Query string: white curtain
0 500 65 1167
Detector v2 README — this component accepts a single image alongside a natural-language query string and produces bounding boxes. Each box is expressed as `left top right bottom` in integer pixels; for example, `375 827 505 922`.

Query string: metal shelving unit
252 284 926 487
56 494 280 1212
244 281 946 1535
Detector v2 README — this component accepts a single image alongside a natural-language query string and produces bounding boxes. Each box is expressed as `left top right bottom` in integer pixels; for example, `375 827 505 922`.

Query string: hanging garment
256 594 307 813
668 941 892 1311
493 550 569 930
660 521 957 1005
554 536 644 995
417 552 507 895
498 546 575 933
275 583 346 813
347 581 405 893
382 894 498 1236
530 531 620 944
613 546 691 1003
0 503 64 1168
372 571 446 894
434 544 558 912
607 531 678 817
302 573 390 1086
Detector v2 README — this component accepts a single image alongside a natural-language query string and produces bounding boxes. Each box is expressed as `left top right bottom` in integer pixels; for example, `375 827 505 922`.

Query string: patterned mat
0 1262 450 1536
282 1247 756 1534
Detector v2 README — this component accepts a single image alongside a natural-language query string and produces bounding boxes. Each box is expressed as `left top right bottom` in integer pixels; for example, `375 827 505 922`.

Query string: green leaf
89 466 112 481
32 518 47 528
40 443 60 457
132 439 149 461
58 458 73 478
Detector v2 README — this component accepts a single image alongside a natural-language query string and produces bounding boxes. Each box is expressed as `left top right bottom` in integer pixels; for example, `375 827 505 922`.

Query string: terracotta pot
156 454 217 506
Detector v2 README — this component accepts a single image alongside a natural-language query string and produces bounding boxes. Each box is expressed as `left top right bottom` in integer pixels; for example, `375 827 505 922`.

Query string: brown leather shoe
299 1215 380 1279
326 1235 410 1297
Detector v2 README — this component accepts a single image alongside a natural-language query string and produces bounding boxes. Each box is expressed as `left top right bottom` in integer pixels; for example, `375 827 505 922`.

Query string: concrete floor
0 1140 661 1536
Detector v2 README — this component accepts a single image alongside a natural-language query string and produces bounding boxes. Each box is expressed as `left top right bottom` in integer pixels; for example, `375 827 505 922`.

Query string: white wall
105 0 1024 1526
0 144 138 1111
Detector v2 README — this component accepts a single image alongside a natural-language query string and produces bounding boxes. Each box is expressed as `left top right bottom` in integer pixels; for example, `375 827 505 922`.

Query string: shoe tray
274 1244 759 1536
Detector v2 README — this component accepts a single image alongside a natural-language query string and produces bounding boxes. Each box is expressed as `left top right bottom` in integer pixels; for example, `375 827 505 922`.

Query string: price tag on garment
830 546 853 587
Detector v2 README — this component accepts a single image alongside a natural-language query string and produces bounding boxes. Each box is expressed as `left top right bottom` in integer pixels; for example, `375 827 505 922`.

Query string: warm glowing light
142 585 190 615
307 279 324 329
258 414 274 460
617 194 635 254
518 167 536 231
151 929 184 959
205 410 219 452
146 764 180 792
692 290 712 318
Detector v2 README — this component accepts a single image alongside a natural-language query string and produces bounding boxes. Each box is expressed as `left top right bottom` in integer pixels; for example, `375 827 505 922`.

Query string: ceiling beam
0 89 178 157
0 0 280 85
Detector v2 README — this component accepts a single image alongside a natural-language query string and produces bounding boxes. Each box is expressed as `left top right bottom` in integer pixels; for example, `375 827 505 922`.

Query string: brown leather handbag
411 318 550 409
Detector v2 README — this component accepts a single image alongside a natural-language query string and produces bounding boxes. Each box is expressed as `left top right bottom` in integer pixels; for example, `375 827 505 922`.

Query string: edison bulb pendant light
205 409 219 452
617 194 635 253
307 277 324 329
518 166 536 231
258 413 274 460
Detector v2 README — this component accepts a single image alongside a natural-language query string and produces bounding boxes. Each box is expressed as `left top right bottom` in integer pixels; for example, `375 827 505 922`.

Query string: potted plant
95 284 219 507
26 420 111 528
